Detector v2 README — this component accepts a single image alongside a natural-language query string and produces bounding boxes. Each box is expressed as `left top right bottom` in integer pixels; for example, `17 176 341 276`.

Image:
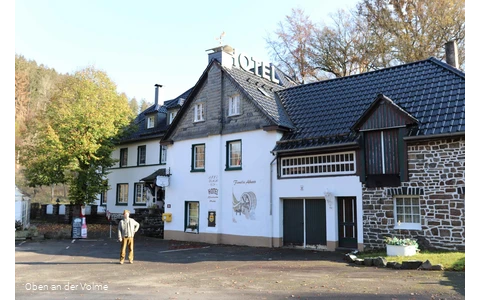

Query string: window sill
191 169 205 173
225 167 242 171
394 224 421 231
185 229 198 234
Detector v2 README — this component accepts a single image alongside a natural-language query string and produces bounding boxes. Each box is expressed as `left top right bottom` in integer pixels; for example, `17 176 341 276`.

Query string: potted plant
384 236 419 256
148 203 159 214
384 221 419 256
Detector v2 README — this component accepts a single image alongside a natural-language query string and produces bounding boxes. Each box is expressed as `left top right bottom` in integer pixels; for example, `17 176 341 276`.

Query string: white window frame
160 145 167 164
186 201 199 233
192 144 205 171
227 140 242 169
394 196 422 230
194 103 204 122
147 115 155 128
228 95 240 116
169 111 177 124
117 183 128 204
280 151 356 178
134 182 148 205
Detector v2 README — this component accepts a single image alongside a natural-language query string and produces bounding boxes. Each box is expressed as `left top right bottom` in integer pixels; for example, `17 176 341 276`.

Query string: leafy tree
357 0 465 68
129 97 139 115
139 98 152 112
15 55 67 203
18 67 135 205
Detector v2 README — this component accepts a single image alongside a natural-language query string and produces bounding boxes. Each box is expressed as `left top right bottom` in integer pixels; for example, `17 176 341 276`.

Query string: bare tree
266 8 318 84
267 0 465 81
308 9 386 78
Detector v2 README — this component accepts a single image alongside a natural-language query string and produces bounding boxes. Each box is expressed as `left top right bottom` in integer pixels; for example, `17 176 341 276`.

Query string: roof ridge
280 57 465 92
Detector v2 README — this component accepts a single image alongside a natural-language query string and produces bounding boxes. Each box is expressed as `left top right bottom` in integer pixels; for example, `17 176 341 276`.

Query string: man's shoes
120 261 124 265
129 260 133 264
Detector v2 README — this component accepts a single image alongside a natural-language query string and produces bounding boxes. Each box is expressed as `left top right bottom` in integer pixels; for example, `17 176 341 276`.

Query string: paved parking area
15 237 465 299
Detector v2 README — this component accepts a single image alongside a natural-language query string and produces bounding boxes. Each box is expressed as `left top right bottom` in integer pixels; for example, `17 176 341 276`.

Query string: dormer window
353 94 418 188
194 103 204 122
228 95 240 116
147 115 155 128
363 129 402 187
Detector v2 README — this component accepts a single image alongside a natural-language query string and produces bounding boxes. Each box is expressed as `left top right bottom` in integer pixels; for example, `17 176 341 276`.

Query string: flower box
386 244 417 257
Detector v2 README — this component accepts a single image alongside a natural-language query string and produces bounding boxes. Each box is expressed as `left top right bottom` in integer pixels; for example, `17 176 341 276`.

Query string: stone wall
110 208 163 238
362 137 465 251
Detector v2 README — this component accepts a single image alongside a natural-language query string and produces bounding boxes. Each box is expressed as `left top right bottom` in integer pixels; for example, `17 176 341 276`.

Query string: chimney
206 45 235 68
154 84 163 106
445 41 459 69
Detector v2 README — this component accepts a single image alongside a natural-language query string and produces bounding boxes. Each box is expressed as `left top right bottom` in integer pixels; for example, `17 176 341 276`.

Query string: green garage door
283 199 326 247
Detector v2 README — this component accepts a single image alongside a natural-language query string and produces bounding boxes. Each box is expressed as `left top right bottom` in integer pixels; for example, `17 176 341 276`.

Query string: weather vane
216 31 225 45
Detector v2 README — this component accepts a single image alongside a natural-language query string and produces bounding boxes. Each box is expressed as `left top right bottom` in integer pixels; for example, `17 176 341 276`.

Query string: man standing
117 210 140 264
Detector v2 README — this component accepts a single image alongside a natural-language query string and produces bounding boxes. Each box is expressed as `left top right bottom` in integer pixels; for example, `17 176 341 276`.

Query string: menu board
72 217 82 239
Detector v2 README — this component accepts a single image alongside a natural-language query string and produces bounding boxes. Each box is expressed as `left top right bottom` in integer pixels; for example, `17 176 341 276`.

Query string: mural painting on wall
232 179 257 222
208 175 219 203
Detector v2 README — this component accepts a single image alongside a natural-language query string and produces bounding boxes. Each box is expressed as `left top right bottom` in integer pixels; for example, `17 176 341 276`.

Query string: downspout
269 152 278 248
218 68 225 242
154 186 157 207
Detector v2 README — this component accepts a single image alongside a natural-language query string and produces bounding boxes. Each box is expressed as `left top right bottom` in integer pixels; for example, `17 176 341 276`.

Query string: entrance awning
140 169 167 183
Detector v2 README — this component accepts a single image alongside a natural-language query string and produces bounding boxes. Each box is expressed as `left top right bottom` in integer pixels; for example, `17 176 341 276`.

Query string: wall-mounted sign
156 175 170 187
208 211 216 227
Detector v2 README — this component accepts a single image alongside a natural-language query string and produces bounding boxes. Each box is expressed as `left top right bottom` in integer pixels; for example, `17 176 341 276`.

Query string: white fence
44 204 106 215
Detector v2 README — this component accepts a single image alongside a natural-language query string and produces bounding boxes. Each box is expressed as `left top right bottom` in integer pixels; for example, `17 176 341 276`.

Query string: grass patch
356 250 465 271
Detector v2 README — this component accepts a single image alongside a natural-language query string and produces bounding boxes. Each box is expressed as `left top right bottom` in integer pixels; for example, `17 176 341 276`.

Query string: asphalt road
15 237 465 300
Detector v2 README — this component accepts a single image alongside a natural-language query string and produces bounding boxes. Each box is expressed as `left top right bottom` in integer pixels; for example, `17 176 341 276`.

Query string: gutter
273 132 464 154
404 132 465 142
272 142 359 154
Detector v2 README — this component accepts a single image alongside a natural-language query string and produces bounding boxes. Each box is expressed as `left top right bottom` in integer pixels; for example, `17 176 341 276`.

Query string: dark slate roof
164 88 193 109
162 59 299 142
142 103 166 114
119 89 191 144
274 57 465 152
223 64 297 129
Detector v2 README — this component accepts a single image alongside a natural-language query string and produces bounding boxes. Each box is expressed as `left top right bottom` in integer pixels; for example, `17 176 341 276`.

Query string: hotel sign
232 53 279 84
